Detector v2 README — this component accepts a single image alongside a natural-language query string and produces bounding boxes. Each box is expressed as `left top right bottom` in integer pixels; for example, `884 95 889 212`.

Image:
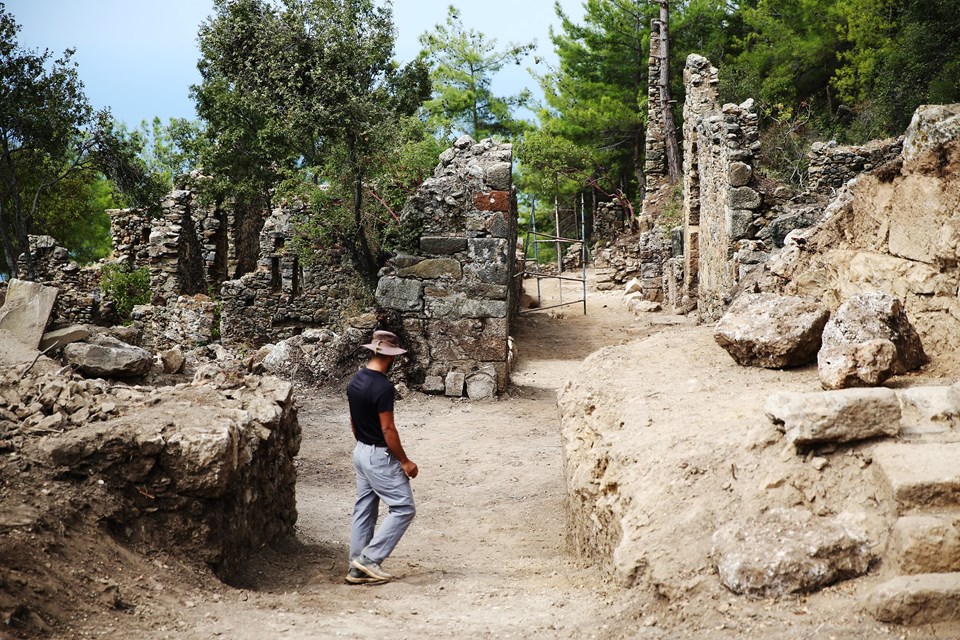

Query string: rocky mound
0 344 300 636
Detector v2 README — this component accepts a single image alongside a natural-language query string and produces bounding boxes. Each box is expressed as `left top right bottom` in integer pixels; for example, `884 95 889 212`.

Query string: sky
6 0 586 128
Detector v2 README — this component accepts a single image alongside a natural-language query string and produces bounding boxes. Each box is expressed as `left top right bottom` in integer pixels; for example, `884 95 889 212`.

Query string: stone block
764 388 901 448
714 293 829 369
887 515 960 575
472 191 511 212
0 279 59 349
422 376 445 394
40 324 92 352
728 161 753 187
64 336 153 378
420 236 468 255
898 386 960 435
726 209 754 240
485 212 510 238
729 186 761 210
466 238 510 284
397 258 463 280
624 278 642 295
483 162 512 190
445 371 465 397
159 346 186 374
375 276 423 312
864 573 960 625
713 509 872 597
873 442 960 513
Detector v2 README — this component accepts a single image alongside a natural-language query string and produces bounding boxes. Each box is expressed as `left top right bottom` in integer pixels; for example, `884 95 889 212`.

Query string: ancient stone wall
219 203 362 346
4 359 300 582
643 20 669 210
375 136 517 399
16 236 114 327
682 54 762 321
807 138 903 191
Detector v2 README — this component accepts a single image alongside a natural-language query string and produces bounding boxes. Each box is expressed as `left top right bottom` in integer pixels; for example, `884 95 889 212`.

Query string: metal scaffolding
518 195 588 315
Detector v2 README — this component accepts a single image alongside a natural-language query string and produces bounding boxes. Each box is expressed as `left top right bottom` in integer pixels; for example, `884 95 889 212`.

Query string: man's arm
379 411 418 479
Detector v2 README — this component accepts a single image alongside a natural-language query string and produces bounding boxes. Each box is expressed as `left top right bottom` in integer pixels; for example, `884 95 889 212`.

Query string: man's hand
401 460 419 479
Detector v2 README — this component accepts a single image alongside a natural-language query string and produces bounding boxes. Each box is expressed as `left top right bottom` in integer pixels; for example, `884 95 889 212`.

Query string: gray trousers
349 441 416 567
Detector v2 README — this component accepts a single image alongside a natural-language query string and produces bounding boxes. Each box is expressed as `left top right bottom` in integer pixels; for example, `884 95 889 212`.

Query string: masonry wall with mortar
375 136 518 399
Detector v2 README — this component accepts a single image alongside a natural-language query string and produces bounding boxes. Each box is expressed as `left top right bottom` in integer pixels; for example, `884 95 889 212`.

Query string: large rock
712 509 872 597
902 104 960 173
817 338 896 389
0 279 58 349
764 388 901 447
465 371 496 400
715 293 830 368
63 336 153 378
820 292 926 375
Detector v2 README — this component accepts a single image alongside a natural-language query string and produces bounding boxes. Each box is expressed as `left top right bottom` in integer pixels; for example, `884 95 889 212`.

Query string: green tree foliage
192 0 431 282
520 0 735 206
136 117 205 189
0 5 165 277
419 5 536 139
525 0 653 204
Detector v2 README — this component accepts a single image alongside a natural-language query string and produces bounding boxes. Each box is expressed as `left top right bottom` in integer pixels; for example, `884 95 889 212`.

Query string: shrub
100 263 151 322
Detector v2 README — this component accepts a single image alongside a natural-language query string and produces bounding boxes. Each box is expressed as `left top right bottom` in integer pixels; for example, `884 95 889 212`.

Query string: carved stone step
864 573 960 625
873 442 960 514
886 514 960 575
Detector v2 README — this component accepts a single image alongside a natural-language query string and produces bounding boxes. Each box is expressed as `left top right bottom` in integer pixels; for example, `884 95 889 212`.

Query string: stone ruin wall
375 136 518 399
642 20 670 215
807 138 904 192
681 54 762 322
218 203 362 347
13 236 113 327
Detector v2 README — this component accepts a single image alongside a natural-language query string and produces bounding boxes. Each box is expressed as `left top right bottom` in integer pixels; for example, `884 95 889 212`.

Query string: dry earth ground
35 271 958 639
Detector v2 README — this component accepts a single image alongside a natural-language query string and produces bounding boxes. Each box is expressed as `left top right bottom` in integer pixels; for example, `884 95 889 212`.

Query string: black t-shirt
347 367 395 447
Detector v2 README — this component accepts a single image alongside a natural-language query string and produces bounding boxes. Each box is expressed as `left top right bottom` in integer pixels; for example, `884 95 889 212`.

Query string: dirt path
67 273 664 639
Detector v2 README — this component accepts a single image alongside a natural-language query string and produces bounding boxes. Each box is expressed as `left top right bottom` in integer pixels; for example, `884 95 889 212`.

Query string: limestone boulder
714 293 830 368
764 388 901 447
820 292 926 375
0 279 59 349
817 339 896 389
887 515 960 576
712 509 872 597
902 103 960 173
899 386 960 435
64 336 152 378
262 339 304 376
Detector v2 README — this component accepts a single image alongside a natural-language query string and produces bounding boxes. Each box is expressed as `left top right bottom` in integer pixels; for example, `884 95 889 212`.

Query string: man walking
346 330 418 585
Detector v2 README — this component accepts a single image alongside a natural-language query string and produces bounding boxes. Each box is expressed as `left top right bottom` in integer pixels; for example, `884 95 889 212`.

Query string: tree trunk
347 139 377 286
658 0 682 183
0 208 19 278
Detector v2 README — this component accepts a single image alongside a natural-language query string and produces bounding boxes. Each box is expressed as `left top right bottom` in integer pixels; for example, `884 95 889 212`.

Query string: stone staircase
863 388 960 625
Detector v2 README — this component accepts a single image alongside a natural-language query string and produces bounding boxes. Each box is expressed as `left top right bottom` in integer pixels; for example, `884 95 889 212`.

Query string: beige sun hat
361 330 407 356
